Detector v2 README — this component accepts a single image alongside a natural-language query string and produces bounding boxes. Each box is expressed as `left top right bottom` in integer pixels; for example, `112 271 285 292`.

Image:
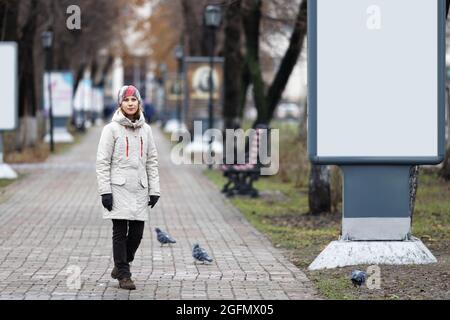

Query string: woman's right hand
101 193 113 211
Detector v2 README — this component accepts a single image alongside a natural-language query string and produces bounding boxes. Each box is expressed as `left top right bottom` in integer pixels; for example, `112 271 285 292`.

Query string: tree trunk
409 165 420 223
73 62 86 94
180 0 203 56
16 0 38 150
242 0 308 126
90 59 98 86
18 1 37 115
223 0 243 130
441 150 450 180
98 55 114 88
299 98 307 143
239 61 251 120
308 164 331 214
242 0 267 126
0 0 19 41
440 84 450 179
266 0 307 121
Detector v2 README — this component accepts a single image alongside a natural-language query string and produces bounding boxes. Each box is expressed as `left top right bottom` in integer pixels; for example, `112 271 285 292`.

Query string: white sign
312 0 444 160
83 78 93 112
73 77 93 112
0 43 18 131
43 72 74 117
92 88 104 113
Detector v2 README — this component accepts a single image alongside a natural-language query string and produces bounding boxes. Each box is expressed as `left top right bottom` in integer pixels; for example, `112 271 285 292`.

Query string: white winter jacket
96 109 160 221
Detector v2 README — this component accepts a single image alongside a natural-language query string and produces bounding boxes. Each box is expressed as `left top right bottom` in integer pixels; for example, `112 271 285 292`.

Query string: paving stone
0 125 319 300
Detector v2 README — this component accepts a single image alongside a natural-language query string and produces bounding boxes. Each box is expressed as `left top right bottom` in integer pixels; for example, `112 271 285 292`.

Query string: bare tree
309 165 331 215
241 0 307 126
0 0 19 41
242 0 267 124
223 0 243 129
180 0 205 56
1 0 124 151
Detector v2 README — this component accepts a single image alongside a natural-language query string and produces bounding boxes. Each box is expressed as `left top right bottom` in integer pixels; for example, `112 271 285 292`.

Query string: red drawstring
126 137 129 157
140 137 143 158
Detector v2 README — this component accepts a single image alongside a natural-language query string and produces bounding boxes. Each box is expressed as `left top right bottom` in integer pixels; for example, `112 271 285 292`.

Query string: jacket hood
112 109 145 129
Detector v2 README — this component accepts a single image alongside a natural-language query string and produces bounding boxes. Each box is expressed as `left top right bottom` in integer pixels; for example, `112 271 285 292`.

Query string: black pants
112 219 145 279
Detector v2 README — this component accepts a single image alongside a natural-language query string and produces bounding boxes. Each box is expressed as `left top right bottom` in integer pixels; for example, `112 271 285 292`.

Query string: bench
220 124 269 198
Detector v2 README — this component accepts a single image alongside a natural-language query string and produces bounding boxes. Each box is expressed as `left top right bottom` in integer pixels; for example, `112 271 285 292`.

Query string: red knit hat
118 85 142 105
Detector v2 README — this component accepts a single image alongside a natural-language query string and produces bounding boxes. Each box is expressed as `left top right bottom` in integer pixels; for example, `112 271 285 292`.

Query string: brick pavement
0 125 319 300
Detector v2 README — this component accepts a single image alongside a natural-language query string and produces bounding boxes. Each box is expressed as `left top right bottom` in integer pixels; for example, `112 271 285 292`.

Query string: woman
96 85 160 290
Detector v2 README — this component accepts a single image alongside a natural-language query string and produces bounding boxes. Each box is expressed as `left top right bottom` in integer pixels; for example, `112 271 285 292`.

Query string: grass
202 120 450 300
313 277 358 300
412 172 450 241
0 178 17 189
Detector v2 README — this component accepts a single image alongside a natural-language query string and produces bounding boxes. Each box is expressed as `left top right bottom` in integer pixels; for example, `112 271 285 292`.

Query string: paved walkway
0 125 318 300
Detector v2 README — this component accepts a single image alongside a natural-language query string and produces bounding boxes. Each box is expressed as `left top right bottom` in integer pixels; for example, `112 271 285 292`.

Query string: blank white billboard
310 0 445 162
0 43 18 131
43 72 74 117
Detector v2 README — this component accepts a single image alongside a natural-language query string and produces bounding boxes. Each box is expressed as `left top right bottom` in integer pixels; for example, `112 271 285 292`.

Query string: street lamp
204 4 222 169
174 44 184 132
41 27 54 153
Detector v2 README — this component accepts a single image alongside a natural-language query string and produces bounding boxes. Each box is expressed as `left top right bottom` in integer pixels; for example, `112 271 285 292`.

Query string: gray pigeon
155 228 176 246
192 243 213 264
351 270 367 287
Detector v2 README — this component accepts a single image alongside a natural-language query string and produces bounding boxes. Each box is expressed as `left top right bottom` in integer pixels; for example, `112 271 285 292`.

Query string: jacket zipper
126 137 129 158
140 136 143 158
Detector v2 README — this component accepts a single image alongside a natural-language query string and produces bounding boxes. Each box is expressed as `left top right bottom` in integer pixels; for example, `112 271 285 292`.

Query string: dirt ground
269 213 450 300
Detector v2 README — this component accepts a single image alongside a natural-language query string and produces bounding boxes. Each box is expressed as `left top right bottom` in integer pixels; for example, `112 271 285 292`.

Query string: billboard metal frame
308 0 446 165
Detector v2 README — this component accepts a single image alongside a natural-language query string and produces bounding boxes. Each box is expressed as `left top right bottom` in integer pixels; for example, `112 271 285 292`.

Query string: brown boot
119 277 136 290
111 267 119 279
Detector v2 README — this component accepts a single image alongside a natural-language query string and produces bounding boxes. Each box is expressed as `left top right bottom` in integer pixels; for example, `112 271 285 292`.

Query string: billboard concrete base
0 163 18 179
308 237 437 270
44 127 74 144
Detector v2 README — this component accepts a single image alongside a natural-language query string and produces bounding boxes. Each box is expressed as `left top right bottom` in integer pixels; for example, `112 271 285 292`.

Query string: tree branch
266 0 307 121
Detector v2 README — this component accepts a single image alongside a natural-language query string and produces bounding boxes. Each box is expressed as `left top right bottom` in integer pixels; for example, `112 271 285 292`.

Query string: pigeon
155 228 176 246
351 270 367 287
192 243 213 264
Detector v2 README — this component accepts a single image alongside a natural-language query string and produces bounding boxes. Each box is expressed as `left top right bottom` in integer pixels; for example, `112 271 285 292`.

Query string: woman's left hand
148 195 160 208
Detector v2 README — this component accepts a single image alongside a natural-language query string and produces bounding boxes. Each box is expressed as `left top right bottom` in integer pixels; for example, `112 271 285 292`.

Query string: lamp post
174 45 184 132
204 4 222 169
41 28 54 153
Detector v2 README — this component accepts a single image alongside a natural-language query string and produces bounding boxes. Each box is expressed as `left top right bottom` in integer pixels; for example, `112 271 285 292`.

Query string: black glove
101 193 113 211
148 195 160 208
